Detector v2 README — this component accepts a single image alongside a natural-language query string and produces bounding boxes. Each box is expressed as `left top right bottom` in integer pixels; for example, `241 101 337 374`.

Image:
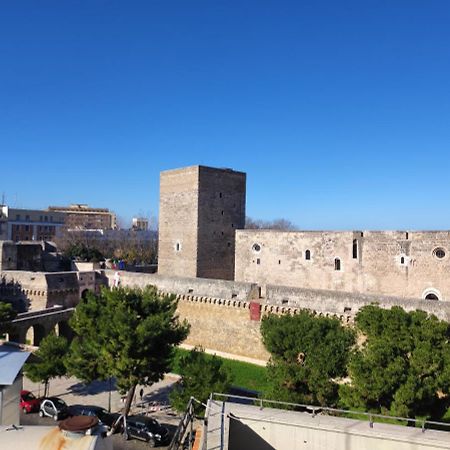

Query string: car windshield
22 392 36 401
53 399 66 407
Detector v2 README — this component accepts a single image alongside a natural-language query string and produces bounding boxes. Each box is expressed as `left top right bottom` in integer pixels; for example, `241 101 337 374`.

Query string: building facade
2 207 65 242
158 165 246 280
48 204 117 230
234 230 450 301
131 217 149 231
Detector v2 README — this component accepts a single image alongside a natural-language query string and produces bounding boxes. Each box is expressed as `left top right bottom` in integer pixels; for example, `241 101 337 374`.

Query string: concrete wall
235 230 450 300
205 401 450 450
158 166 246 281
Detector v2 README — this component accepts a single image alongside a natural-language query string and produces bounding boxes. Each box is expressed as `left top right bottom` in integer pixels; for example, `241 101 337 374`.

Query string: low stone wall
103 270 259 301
266 285 450 322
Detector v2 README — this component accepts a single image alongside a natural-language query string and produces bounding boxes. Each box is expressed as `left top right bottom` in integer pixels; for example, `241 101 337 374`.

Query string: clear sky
1 1 449 230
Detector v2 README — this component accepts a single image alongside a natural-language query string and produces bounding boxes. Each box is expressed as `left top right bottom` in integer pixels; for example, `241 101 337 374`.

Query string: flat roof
0 344 30 385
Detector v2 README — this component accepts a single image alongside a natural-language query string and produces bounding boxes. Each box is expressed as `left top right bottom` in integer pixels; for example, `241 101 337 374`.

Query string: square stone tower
158 165 246 280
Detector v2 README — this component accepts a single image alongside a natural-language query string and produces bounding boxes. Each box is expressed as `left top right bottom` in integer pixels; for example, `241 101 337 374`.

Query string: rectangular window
16 214 20 221
256 258 260 265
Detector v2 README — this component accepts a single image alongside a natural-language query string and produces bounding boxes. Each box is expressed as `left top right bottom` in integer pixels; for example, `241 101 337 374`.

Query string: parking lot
21 374 184 449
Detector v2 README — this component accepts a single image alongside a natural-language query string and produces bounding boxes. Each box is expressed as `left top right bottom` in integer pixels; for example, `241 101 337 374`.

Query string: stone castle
158 165 450 302
1 164 450 361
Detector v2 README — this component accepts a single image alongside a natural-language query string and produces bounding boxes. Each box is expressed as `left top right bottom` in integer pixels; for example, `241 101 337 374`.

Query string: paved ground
21 374 184 449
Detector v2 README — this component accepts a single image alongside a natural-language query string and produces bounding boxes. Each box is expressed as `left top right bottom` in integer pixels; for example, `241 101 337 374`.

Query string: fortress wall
104 270 259 301
235 230 450 300
265 285 450 321
176 295 269 360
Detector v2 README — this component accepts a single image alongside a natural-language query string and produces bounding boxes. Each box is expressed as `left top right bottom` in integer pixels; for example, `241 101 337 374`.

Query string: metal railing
210 393 450 433
168 397 196 450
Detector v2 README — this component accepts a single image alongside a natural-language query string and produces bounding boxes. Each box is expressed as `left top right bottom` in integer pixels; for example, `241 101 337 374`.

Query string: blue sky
1 1 449 230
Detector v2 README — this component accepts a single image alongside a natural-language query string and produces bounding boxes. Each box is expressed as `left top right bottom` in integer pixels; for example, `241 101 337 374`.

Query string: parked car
124 415 170 447
20 390 41 414
39 397 69 421
68 404 122 432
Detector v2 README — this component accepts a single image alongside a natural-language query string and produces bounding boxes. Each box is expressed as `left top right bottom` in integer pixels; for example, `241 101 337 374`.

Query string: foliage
261 311 355 406
65 243 104 262
24 334 69 397
55 229 158 264
68 286 190 417
170 347 233 413
0 302 17 334
245 216 297 230
172 348 269 393
340 305 450 419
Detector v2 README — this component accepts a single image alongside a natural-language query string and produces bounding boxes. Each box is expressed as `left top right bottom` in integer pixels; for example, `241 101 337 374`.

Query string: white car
39 397 69 421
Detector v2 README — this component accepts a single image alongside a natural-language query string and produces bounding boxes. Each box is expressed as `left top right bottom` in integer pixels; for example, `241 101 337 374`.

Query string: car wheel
39 410 44 418
147 437 156 448
53 414 58 421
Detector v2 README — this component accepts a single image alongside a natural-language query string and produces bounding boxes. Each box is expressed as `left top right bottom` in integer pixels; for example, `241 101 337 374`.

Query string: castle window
278 260 281 265
305 250 311 260
256 258 260 265
425 293 439 301
334 258 341 271
352 239 358 259
221 210 224 215
400 257 405 264
227 242 231 247
406 232 409 240
433 248 446 259
175 241 181 252
252 243 261 253
219 192 222 198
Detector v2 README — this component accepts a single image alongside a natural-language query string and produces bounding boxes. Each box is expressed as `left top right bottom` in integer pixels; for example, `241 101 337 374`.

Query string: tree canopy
340 305 450 419
170 347 233 413
261 311 355 406
0 302 17 335
23 333 69 397
67 286 190 417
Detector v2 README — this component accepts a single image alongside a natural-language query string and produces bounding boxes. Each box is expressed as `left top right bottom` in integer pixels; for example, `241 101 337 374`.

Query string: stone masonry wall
266 285 450 322
235 230 450 300
158 166 246 281
158 166 199 278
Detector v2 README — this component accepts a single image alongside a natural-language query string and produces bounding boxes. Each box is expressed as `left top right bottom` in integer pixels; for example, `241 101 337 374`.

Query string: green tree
261 311 355 406
67 286 190 421
23 334 69 397
169 347 233 413
0 302 17 336
340 305 450 419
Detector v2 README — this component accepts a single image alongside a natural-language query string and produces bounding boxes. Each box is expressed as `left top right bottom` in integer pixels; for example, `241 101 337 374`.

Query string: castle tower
158 165 246 280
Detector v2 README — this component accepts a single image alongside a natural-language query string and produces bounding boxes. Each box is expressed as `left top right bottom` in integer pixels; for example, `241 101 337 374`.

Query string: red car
20 390 41 413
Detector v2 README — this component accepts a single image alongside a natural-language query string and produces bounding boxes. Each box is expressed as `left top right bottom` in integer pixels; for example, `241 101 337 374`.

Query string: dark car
20 390 41 414
124 415 170 447
39 397 69 421
68 404 121 432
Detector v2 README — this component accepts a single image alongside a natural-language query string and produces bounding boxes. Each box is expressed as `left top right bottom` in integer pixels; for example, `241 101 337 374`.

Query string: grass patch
172 348 269 394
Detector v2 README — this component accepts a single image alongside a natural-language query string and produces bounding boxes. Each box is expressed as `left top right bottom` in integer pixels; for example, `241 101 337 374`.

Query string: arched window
334 258 341 271
400 257 405 264
352 239 358 259
305 250 311 260
425 293 439 300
